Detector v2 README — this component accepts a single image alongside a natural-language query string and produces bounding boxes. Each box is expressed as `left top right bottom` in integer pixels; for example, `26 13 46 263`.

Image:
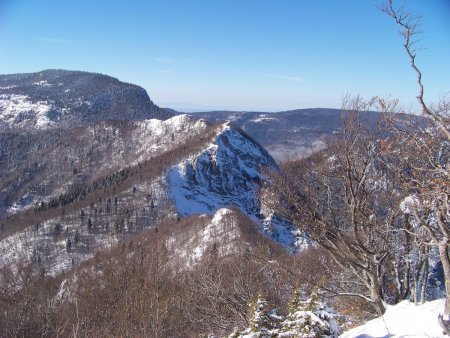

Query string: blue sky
0 0 449 112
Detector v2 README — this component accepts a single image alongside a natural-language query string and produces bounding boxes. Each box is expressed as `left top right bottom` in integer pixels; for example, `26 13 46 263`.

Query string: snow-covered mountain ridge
1 112 304 276
168 123 305 251
168 123 276 216
0 114 216 274
1 114 208 218
0 69 306 280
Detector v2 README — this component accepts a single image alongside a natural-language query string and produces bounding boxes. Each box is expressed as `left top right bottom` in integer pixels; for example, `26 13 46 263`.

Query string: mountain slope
0 69 172 130
0 70 305 277
167 124 305 251
0 114 221 274
0 114 303 275
168 123 276 215
0 115 208 219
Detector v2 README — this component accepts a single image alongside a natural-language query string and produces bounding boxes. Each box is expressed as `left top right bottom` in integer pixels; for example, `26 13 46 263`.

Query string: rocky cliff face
168 124 276 216
167 124 306 251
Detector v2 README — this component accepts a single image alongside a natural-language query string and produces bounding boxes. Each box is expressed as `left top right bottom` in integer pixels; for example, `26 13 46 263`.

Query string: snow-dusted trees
246 294 282 336
231 290 339 337
266 0 449 320
281 289 339 338
381 0 450 327
268 99 402 314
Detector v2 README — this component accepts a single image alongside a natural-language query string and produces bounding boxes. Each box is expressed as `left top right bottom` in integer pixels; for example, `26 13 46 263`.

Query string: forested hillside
0 69 172 131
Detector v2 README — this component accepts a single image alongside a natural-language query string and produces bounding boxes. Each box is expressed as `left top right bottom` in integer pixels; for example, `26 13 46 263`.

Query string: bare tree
381 0 450 327
267 97 405 314
382 0 450 141
0 260 60 337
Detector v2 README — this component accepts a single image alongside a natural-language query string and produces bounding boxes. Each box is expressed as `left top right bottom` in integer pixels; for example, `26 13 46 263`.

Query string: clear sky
0 0 449 112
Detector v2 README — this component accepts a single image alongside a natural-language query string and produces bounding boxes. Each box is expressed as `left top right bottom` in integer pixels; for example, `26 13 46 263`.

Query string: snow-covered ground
0 176 170 276
250 114 277 123
190 208 239 261
341 299 446 338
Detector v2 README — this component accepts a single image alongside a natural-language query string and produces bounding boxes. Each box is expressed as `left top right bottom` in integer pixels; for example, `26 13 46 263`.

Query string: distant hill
0 69 172 130
190 109 380 162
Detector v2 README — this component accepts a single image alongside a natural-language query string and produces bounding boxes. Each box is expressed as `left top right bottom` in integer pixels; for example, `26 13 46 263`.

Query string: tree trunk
437 242 450 338
403 260 411 300
394 261 410 302
438 243 450 316
368 270 386 315
412 253 425 305
420 253 429 305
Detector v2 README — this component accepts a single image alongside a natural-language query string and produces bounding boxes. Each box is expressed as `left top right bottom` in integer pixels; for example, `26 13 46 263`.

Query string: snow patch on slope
191 208 239 260
6 193 38 214
262 214 310 252
131 114 208 163
33 80 52 87
167 208 241 268
0 217 118 276
251 114 278 123
0 94 53 128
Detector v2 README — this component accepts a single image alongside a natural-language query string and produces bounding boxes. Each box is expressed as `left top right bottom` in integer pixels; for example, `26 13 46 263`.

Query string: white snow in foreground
341 299 446 338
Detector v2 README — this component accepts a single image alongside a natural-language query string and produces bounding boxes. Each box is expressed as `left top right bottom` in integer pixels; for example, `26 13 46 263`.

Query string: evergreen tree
281 289 339 338
232 294 282 337
248 294 271 333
